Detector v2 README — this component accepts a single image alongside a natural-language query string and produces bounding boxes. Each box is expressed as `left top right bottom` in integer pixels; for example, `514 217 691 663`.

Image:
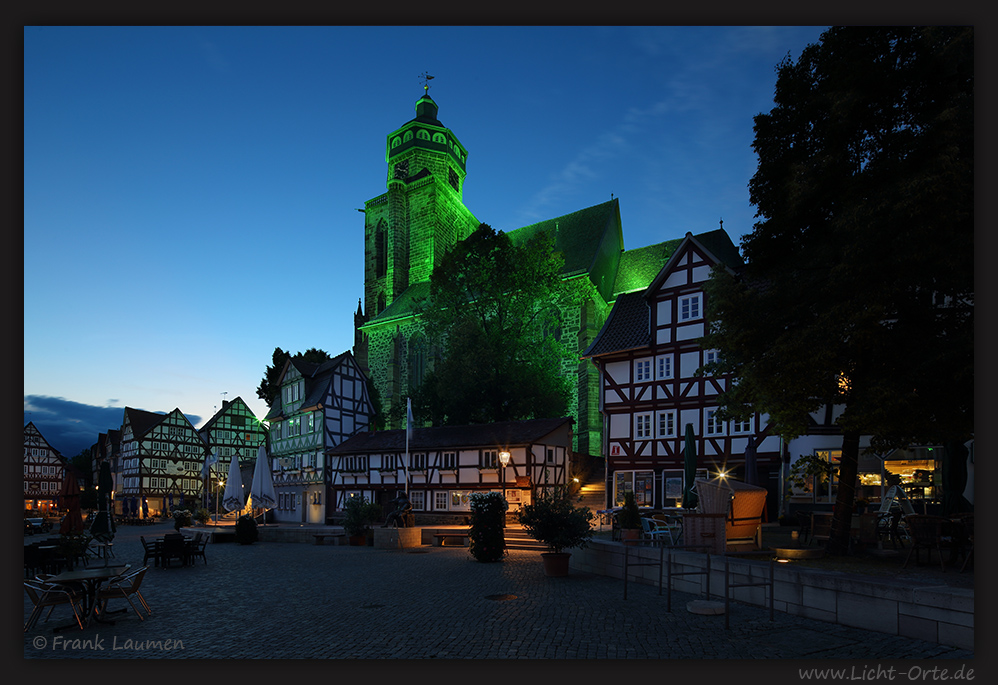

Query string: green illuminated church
354 90 700 458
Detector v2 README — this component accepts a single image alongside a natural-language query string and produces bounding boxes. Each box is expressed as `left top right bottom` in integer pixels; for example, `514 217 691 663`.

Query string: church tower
362 90 479 322
356 89 480 399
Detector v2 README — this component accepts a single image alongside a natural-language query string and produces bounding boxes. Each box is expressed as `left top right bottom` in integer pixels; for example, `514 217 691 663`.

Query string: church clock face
393 160 409 180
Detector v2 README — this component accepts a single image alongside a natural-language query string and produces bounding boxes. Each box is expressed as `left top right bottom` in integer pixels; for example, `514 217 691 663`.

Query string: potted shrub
194 508 211 526
468 492 508 562
343 495 377 545
235 514 259 545
617 491 643 545
517 486 594 576
172 508 193 531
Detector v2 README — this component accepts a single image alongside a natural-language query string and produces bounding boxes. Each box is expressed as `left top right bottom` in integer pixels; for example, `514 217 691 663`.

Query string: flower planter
541 552 571 577
621 528 642 546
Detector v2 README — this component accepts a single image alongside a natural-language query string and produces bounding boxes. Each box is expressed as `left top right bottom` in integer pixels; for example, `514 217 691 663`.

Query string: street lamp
498 451 511 525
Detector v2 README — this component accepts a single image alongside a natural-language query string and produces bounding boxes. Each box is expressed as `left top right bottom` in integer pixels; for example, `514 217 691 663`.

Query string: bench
314 533 345 546
433 533 470 547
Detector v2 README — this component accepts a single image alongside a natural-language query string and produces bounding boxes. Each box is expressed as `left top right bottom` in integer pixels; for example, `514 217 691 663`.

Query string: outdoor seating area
142 532 205 568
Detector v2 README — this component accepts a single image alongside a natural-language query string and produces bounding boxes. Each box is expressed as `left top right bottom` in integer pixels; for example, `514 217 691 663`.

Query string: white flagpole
405 397 412 496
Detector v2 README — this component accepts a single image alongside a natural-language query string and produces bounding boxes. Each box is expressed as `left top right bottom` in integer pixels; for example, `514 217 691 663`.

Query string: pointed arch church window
375 222 387 278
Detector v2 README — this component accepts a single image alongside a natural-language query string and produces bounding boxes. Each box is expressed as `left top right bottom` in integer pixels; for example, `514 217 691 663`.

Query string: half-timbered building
583 229 789 516
90 429 121 491
327 417 573 522
198 397 268 510
118 407 209 518
23 422 69 514
264 351 374 524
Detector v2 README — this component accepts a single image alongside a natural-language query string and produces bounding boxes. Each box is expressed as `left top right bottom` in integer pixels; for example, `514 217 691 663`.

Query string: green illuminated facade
355 92 686 457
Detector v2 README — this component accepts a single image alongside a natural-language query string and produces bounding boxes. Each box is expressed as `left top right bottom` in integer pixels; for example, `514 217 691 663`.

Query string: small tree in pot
468 491 508 562
517 486 594 576
617 490 643 545
235 514 258 545
343 495 377 545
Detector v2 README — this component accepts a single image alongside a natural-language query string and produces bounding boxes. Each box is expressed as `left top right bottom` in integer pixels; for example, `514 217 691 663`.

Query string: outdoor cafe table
48 564 129 631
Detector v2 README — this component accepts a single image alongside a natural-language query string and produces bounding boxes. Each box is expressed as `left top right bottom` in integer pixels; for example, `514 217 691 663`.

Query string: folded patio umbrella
222 454 244 513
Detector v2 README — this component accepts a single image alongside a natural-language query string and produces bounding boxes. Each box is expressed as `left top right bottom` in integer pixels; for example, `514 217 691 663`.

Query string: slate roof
122 407 169 439
327 416 573 455
580 291 650 359
505 199 619 277
363 280 431 327
612 238 683 295
693 228 744 272
264 351 355 422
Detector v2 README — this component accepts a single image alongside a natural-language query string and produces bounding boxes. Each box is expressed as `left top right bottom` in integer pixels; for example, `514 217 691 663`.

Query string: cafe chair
161 534 188 567
24 578 84 632
140 536 161 567
189 532 209 565
97 566 152 621
902 514 959 572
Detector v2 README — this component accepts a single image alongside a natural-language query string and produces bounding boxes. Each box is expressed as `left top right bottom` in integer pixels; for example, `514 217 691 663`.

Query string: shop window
613 470 655 507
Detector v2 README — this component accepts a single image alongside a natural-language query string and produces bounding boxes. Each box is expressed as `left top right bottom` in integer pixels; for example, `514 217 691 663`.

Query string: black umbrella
58 470 84 535
89 461 117 543
682 423 699 510
744 437 760 486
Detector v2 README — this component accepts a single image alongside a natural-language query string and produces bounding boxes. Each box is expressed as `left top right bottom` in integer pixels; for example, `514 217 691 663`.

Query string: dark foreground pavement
24 521 974 662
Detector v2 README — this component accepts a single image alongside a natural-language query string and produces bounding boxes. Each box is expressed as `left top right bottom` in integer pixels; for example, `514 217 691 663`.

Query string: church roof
506 199 621 278
580 291 650 359
327 416 573 454
363 281 431 327
612 238 683 295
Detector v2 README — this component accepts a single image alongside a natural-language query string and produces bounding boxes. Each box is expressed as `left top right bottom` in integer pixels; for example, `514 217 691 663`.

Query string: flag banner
406 397 414 442
201 451 220 478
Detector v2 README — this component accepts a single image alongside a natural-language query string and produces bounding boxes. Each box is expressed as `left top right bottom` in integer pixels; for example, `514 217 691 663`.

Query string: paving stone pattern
24 521 974 660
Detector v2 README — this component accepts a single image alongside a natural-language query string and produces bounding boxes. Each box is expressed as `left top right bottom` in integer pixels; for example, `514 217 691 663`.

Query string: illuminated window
679 294 702 322
613 470 655 507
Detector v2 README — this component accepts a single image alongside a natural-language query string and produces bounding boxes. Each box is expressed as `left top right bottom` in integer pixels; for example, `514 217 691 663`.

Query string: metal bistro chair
140 536 161 567
189 532 208 565
641 517 676 546
160 534 188 568
97 566 152 621
903 515 960 572
24 578 85 632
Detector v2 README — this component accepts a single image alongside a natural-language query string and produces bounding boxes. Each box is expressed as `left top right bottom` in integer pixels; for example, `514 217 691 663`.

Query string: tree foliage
701 27 973 553
256 347 332 407
414 223 572 425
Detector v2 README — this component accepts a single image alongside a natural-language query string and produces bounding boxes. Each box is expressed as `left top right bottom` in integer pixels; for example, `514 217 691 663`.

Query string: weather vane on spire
420 71 434 92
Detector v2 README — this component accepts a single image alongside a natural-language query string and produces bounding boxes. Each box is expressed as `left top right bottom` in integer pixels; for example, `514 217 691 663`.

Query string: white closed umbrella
250 444 277 513
222 455 244 512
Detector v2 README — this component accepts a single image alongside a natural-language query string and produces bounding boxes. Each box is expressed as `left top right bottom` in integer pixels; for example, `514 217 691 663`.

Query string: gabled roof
327 416 573 455
580 291 650 359
199 397 260 434
265 351 357 421
645 229 744 299
121 407 168 439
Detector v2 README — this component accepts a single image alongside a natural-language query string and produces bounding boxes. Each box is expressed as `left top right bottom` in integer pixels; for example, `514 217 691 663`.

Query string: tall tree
256 347 333 407
701 27 973 555
415 223 571 425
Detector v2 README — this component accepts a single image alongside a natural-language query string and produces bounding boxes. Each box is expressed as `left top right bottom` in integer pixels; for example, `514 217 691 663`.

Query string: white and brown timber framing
583 230 783 510
23 422 69 510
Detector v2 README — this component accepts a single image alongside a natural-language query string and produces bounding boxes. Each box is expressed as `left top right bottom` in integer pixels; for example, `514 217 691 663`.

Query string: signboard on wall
515 476 530 487
610 443 622 457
